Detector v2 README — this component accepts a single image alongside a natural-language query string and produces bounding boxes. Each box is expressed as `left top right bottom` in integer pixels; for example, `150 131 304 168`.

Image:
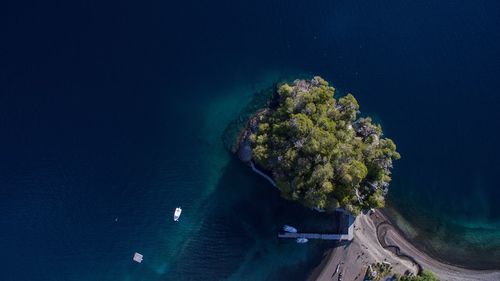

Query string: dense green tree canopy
249 77 400 214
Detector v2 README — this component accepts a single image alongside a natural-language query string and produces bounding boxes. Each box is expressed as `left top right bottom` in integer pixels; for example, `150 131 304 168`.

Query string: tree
398 270 439 281
248 77 400 213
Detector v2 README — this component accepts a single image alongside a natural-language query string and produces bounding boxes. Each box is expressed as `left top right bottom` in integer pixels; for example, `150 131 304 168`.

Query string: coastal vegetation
366 263 438 281
240 77 400 214
398 270 439 281
366 262 392 280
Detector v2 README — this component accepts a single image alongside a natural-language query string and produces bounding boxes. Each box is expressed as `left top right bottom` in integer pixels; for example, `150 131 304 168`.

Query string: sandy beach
309 210 500 281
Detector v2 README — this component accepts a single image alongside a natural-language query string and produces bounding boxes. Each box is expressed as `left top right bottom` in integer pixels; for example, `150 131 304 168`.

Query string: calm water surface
1 0 499 280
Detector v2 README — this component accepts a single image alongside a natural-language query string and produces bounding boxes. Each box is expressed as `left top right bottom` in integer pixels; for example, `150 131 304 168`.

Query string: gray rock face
238 143 252 162
235 109 269 163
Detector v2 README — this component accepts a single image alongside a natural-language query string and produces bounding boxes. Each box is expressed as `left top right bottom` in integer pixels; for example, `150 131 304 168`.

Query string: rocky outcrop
235 109 268 162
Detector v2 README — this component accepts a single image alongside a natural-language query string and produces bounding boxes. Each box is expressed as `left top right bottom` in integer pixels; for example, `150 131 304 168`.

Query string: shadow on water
164 157 337 281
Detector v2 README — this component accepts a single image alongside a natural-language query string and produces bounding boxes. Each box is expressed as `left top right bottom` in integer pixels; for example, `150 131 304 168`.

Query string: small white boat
283 225 298 233
296 238 308 244
174 207 182 221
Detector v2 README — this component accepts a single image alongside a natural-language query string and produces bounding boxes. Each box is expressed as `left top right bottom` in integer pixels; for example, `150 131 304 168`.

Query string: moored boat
296 238 308 243
174 207 182 221
283 225 298 233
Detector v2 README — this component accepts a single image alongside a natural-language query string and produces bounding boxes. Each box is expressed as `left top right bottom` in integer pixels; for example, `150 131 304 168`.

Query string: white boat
174 207 182 221
296 238 308 243
283 225 298 233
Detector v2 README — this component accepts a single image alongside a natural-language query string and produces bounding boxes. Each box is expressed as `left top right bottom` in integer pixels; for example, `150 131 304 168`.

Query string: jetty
247 161 356 242
278 232 351 240
278 212 354 241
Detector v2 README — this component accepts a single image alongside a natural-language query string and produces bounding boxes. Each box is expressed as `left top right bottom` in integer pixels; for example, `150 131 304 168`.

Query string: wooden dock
278 232 351 240
278 213 354 241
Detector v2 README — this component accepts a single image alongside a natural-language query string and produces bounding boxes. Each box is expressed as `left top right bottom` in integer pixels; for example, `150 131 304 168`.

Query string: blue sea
1 0 499 280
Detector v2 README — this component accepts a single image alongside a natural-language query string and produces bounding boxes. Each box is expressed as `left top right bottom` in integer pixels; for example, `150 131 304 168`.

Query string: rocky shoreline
231 79 500 280
309 210 500 281
235 116 500 280
234 109 268 163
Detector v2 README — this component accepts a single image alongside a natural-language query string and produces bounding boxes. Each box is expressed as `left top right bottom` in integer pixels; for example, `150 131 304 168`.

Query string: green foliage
398 270 439 281
250 77 399 212
367 189 385 209
367 262 392 281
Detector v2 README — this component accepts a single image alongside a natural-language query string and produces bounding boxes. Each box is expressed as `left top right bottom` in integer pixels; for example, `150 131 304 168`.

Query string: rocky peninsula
234 77 500 280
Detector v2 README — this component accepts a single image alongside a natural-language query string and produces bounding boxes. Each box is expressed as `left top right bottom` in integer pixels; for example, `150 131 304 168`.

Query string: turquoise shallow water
1 0 500 280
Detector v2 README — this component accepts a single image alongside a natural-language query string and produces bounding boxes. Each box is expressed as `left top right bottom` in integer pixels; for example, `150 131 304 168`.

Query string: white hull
174 207 182 221
283 225 298 233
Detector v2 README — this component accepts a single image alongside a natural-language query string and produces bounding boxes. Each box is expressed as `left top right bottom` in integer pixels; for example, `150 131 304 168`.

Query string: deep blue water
1 0 500 280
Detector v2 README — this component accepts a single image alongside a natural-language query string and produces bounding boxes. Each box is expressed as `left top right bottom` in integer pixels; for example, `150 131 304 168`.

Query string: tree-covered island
237 77 400 214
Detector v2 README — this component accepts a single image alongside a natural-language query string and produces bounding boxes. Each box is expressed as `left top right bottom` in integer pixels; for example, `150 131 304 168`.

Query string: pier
278 212 354 241
249 160 356 242
278 232 351 240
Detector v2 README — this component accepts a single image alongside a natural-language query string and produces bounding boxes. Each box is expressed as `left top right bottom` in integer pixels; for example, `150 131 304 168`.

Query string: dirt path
310 210 500 281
